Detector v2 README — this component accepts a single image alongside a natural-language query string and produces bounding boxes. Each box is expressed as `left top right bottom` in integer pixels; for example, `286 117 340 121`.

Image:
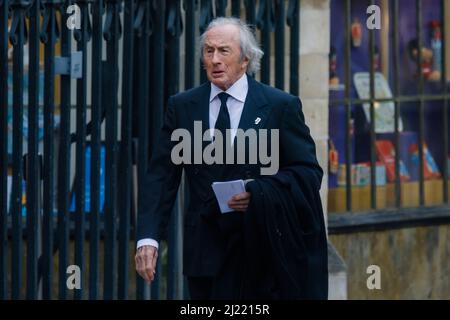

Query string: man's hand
135 245 158 283
228 191 251 212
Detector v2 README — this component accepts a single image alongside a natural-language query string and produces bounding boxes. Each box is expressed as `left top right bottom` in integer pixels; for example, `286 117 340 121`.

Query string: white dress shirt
137 73 249 250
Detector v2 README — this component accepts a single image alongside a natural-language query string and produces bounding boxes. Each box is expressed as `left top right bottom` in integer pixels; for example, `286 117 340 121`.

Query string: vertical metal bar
74 0 91 300
257 0 273 84
165 0 181 99
57 0 72 300
177 181 184 299
171 179 185 299
199 0 213 83
149 0 163 300
183 0 197 299
151 255 161 299
167 206 177 299
0 0 9 300
167 195 183 299
344 0 352 211
199 0 213 34
216 0 227 17
287 0 299 96
41 0 59 299
231 0 240 17
368 0 376 209
118 0 134 300
441 0 448 203
150 0 164 166
134 0 151 300
26 0 41 300
180 0 193 299
10 0 28 299
380 0 389 78
244 0 255 26
392 0 401 207
103 0 120 300
184 0 196 90
274 0 285 90
89 0 103 300
165 0 182 299
416 0 425 205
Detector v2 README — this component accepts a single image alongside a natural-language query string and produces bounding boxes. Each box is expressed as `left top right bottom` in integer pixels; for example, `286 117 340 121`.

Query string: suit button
194 168 199 175
245 170 252 178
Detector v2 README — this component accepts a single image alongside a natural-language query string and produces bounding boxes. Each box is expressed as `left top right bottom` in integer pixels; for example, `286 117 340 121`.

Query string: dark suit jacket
137 76 326 284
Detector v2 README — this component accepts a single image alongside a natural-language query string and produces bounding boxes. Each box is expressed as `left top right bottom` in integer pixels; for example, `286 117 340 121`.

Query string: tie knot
218 92 230 105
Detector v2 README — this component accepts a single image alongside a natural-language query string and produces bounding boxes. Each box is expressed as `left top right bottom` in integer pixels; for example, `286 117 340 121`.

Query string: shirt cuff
137 238 159 250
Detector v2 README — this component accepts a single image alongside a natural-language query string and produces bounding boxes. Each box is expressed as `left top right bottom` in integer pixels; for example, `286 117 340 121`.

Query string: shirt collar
209 73 248 103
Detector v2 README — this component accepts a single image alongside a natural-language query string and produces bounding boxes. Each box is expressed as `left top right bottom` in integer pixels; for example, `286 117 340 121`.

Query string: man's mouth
212 71 225 77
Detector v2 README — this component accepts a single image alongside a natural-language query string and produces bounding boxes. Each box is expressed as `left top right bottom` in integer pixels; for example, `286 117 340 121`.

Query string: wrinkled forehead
203 25 240 48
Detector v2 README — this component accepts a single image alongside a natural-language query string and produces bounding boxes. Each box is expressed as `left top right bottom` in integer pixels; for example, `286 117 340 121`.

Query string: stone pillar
299 0 330 221
299 0 347 300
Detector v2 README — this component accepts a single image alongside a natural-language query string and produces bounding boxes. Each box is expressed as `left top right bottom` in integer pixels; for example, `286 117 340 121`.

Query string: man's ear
242 57 249 70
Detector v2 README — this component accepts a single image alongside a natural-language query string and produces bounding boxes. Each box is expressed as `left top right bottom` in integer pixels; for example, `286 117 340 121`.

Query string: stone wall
330 225 450 299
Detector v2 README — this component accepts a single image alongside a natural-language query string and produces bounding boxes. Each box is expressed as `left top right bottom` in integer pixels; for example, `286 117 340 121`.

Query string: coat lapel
223 77 271 180
237 76 271 132
187 82 217 194
188 81 211 132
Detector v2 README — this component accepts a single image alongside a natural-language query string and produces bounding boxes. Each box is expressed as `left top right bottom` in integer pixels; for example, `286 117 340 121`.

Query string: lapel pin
255 117 261 125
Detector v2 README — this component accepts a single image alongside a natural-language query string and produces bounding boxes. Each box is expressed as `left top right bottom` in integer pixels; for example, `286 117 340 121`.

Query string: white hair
199 17 264 75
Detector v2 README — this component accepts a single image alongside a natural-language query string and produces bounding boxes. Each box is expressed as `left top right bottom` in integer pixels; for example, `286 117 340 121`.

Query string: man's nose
211 51 221 64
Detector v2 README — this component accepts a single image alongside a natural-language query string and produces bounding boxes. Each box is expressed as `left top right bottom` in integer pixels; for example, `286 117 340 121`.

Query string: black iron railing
0 0 302 300
329 0 450 212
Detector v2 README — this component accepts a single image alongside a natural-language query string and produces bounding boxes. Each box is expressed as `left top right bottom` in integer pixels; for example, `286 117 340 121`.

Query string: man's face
203 25 249 91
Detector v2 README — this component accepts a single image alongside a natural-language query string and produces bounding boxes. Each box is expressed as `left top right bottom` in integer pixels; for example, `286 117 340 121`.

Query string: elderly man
135 17 328 300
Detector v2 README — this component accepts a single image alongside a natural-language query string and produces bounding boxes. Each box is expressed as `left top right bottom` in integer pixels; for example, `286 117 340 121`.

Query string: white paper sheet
211 179 246 213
